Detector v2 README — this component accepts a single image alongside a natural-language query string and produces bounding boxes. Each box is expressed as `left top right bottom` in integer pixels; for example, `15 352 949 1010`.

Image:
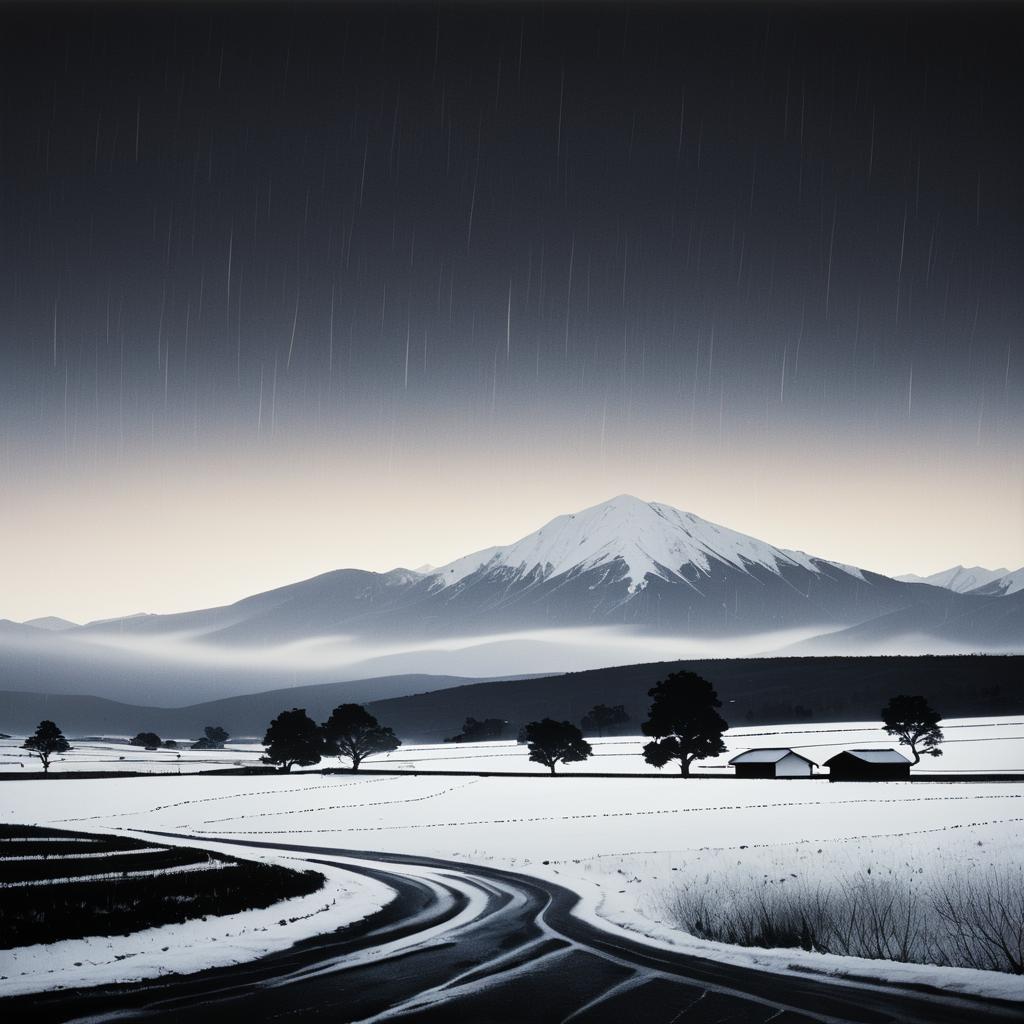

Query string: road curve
5 833 1022 1024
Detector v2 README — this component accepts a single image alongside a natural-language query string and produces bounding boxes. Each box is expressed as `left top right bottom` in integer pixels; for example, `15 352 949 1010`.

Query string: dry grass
657 863 1024 974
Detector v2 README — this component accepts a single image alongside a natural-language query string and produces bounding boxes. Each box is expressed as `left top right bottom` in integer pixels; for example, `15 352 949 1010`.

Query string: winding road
6 834 1023 1024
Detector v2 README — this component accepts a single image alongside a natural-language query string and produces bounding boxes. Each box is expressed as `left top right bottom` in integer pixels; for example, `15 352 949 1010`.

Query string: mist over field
0 621 808 703
3 617 1003 707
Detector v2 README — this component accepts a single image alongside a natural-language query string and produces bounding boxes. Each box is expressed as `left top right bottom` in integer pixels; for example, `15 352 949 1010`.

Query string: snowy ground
0 833 394 997
0 737 266 774
361 716 1024 775
2 718 1022 1001
4 715 1022 775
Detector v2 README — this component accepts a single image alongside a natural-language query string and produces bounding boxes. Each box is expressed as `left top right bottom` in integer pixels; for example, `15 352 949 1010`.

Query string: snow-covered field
360 716 1024 775
0 737 266 774
0 834 393 998
4 715 1022 775
2 717 1022 1001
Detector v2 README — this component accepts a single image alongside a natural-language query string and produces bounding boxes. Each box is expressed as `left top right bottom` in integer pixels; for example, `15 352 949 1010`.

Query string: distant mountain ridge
0 673 486 737
4 495 1022 704
54 494 1018 648
22 616 79 632
895 565 1012 593
2 656 1020 741
969 568 1024 597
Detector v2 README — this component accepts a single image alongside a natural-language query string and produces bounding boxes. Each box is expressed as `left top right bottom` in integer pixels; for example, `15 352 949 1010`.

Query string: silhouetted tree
23 720 70 773
130 731 162 749
262 708 325 772
581 703 630 737
445 717 508 743
523 718 592 774
163 739 179 749
641 671 728 776
192 725 230 750
323 704 401 770
881 695 944 764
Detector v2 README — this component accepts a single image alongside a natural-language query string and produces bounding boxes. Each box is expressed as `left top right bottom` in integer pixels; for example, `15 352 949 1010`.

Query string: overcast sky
2 2 1021 623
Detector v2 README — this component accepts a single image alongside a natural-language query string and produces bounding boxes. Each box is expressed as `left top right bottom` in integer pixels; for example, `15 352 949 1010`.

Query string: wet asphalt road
5 834 1022 1024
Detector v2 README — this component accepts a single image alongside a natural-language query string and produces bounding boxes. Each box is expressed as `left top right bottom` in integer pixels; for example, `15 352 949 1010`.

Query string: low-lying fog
0 624 841 705
2 619 1000 707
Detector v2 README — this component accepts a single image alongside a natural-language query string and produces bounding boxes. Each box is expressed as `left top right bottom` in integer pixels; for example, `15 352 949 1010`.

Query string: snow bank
550 864 1024 1003
0 833 396 997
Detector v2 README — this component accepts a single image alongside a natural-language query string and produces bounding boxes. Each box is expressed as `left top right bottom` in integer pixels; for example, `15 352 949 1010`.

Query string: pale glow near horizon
3 434 1021 624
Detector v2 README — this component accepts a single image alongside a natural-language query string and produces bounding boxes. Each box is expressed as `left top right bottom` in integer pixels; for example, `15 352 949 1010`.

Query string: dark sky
1 1 1022 621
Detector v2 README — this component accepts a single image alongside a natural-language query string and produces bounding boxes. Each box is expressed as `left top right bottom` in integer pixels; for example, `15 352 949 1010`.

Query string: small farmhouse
824 749 912 781
728 748 817 778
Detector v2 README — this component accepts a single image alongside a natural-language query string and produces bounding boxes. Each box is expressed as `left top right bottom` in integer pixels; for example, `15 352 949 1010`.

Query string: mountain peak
22 616 79 632
968 567 1024 597
895 565 1010 592
433 495 859 594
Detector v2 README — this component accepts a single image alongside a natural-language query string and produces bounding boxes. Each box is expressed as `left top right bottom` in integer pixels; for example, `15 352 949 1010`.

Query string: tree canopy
23 720 70 773
262 708 325 771
192 725 230 750
446 717 508 743
322 703 401 770
523 718 592 774
580 703 630 737
641 671 728 776
130 731 162 749
881 694 944 764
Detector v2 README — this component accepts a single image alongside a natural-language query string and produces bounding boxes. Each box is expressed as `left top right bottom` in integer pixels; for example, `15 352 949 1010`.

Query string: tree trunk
909 744 921 765
549 763 556 775
679 760 690 777
351 756 361 772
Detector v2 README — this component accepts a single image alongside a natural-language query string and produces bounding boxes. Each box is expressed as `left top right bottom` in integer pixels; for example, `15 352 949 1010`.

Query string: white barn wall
775 752 813 777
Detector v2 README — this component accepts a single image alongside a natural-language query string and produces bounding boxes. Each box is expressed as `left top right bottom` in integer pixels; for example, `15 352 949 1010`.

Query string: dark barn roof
823 749 911 766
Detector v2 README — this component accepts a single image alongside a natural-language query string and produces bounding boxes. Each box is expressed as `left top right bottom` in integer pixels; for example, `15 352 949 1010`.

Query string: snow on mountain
895 565 1010 593
432 494 864 594
968 568 1024 597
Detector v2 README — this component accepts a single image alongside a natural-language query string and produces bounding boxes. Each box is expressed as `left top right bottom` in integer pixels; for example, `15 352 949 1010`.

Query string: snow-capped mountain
968 567 1024 597
64 494 1020 646
895 565 1010 593
5 495 1021 704
433 494 865 594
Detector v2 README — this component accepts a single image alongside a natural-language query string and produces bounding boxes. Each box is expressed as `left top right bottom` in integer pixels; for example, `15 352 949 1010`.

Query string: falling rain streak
0 1 1021 616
